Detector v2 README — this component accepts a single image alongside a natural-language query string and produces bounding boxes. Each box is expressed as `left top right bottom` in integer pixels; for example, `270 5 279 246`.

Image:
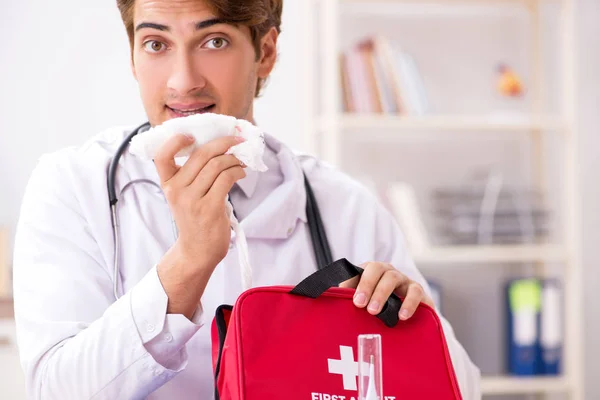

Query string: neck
242 101 256 125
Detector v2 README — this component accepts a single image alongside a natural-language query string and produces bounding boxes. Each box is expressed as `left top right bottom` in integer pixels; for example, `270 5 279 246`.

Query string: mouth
166 104 216 118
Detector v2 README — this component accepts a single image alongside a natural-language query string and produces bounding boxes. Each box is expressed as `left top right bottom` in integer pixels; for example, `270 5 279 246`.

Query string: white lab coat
13 126 481 400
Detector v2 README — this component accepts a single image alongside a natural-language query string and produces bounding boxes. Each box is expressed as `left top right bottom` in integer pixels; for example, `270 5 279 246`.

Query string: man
13 0 481 399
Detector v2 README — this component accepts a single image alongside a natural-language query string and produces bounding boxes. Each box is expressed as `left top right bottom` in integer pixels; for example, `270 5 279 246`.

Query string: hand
340 262 435 321
155 134 246 318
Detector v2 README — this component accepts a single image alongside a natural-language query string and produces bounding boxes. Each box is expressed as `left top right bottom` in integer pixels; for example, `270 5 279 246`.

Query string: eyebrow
197 18 231 30
135 18 232 33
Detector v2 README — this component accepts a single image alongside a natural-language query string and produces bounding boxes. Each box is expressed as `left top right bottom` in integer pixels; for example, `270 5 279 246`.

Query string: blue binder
506 279 541 375
540 280 562 375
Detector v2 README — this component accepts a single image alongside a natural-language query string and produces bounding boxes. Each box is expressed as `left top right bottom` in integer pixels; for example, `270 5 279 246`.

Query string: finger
397 282 425 321
206 166 247 202
172 136 246 187
154 134 195 183
338 276 359 289
191 155 245 197
352 262 388 309
366 269 407 315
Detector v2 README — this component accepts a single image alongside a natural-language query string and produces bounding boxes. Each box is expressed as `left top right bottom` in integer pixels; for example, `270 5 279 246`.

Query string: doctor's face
130 0 278 126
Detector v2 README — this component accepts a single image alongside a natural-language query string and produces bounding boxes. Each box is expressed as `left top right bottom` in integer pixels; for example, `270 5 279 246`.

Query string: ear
257 27 279 80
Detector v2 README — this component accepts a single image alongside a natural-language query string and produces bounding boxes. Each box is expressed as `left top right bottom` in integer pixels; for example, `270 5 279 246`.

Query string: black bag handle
290 258 402 328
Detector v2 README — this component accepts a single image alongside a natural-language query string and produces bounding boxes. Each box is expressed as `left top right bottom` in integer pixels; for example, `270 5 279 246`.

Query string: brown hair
116 0 283 96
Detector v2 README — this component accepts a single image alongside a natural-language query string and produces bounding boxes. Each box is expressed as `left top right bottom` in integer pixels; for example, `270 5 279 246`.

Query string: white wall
254 1 312 151
0 1 143 235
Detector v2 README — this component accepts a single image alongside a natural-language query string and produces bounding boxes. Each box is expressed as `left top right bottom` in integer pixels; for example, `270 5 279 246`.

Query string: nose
167 51 206 95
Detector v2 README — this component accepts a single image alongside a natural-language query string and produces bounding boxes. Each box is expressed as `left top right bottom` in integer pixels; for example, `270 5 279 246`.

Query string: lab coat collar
235 165 259 198
237 133 308 239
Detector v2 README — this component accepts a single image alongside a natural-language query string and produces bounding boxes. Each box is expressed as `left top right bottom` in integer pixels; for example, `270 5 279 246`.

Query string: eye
143 40 166 53
204 37 229 50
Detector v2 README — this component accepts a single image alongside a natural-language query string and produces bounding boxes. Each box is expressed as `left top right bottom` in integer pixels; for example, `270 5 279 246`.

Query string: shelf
340 0 535 18
320 114 565 134
0 297 14 319
341 0 536 3
412 244 567 264
481 376 570 395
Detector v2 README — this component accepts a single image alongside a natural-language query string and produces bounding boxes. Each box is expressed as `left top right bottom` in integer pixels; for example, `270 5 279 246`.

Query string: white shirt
13 126 481 400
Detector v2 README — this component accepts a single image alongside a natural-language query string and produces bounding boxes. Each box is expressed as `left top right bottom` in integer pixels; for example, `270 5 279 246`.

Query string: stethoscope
106 122 333 301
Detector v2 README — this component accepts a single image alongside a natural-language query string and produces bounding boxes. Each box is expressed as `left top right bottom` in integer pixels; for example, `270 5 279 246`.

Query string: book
357 40 384 113
340 36 430 116
373 36 407 114
399 52 430 115
345 47 372 113
371 40 399 114
340 53 354 113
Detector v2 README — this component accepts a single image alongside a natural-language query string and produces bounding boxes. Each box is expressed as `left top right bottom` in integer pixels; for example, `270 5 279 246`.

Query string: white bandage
129 113 267 291
129 113 268 172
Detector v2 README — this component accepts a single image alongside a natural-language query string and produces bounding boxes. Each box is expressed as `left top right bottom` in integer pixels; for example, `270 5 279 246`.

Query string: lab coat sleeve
12 153 201 400
131 265 203 369
371 200 482 400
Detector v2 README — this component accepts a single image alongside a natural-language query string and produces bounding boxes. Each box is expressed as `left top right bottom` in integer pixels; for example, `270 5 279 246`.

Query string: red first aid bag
211 258 463 400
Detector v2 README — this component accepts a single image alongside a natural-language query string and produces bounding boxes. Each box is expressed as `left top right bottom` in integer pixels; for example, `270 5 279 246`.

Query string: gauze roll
129 113 268 291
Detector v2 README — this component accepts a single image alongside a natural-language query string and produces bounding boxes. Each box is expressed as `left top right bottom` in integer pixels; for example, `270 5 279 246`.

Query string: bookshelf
309 0 583 398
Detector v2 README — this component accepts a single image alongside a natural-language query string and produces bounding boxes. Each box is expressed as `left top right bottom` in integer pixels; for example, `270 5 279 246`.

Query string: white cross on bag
327 345 359 391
